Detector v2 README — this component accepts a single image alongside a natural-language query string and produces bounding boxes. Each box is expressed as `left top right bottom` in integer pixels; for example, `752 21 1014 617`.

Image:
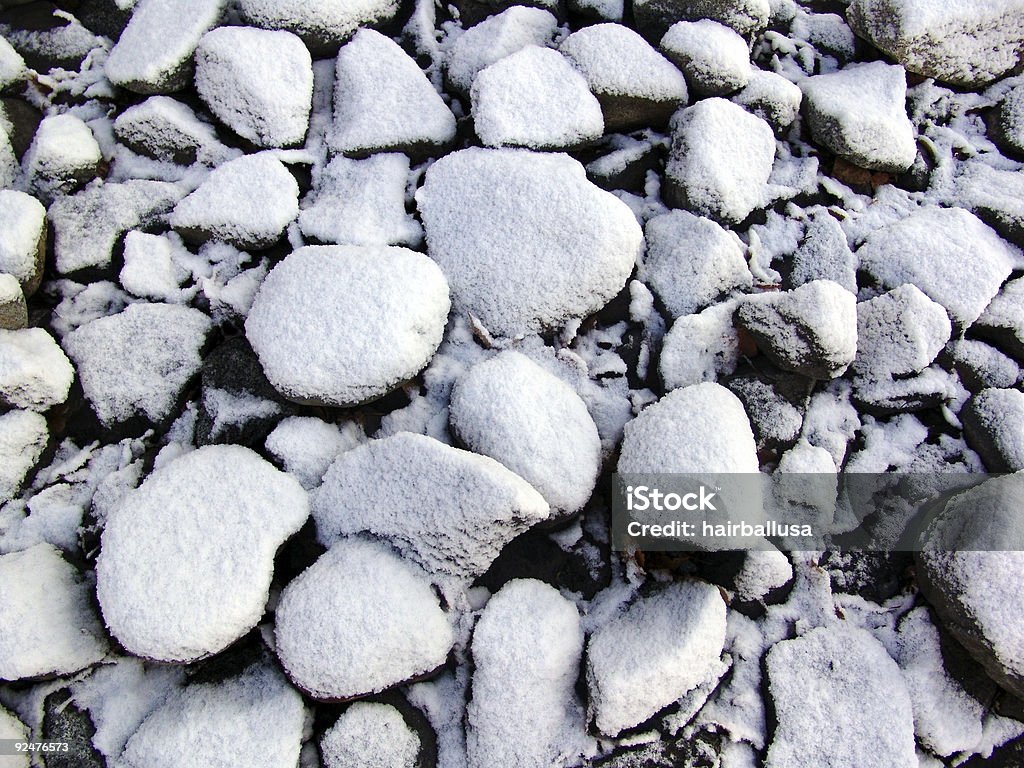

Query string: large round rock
245 245 450 406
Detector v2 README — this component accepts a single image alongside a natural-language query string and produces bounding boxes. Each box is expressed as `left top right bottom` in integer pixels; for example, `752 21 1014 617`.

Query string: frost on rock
112 96 237 166
22 114 101 203
238 0 401 52
634 0 771 40
62 303 211 426
660 20 751 97
659 300 742 391
664 97 775 224
587 580 728 735
96 445 308 662
471 46 604 150
731 70 802 131
855 207 1016 329
330 29 456 157
245 245 449 406
467 579 586 768
118 662 305 768
641 209 752 318
961 388 1024 473
298 154 422 247
846 0 1024 87
274 538 454 700
321 702 420 768
417 147 642 337
105 0 227 94
800 61 917 173
0 543 108 680
559 23 688 131
170 153 299 249
312 432 550 578
0 409 48 504
449 351 601 516
0 328 74 411
0 189 46 294
194 27 313 148
265 416 364 490
764 625 917 768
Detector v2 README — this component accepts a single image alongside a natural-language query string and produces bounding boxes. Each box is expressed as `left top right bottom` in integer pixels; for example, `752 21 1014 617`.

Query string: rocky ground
1 0 1024 766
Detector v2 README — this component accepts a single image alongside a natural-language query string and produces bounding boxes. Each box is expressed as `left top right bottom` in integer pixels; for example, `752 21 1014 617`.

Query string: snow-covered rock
559 23 688 131
634 0 770 39
0 37 25 91
118 231 189 301
321 703 420 768
96 445 308 662
0 409 47 504
975 276 1024 360
265 416 364 490
846 0 1024 87
0 190 45 295
587 580 727 735
731 69 802 130
467 579 585 767
170 153 299 248
312 432 550 578
660 20 751 97
800 61 917 173
993 83 1024 158
298 154 421 247
664 97 775 224
961 388 1024 472
274 538 454 699
417 147 642 337
659 300 742 390
449 351 601 516
949 339 1021 391
62 303 211 426
113 96 237 166
0 707 28 768
855 207 1015 329
786 208 856 293
728 375 803 448
330 29 456 157
245 245 449 406
0 543 108 680
735 280 858 379
238 0 400 52
0 328 74 411
641 209 751 318
105 0 226 93
0 273 25 330
22 114 100 202
764 625 917 768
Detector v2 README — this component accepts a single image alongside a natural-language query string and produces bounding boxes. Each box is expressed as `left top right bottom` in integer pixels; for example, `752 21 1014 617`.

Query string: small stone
786 208 856 293
659 300 742 391
22 114 100 203
947 339 1021 392
0 272 26 329
992 84 1024 158
0 408 48 504
961 388 1024 473
727 375 803 448
634 0 770 40
975 276 1024 361
321 703 420 768
0 327 74 411
265 416 364 490
660 19 751 97
0 36 26 91
118 231 189 302
731 70 802 130
238 0 401 54
113 96 238 166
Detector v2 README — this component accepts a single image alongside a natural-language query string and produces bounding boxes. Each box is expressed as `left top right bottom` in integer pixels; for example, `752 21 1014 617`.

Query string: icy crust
95 445 308 663
238 0 400 51
104 0 227 94
0 328 74 411
312 432 550 578
470 46 604 150
118 663 305 768
63 303 211 426
244 245 450 407
0 409 48 504
586 580 727 735
194 27 313 148
320 703 420 768
467 579 586 768
417 147 642 337
274 538 454 700
765 625 917 768
0 543 108 680
449 351 601 516
330 29 456 156
0 190 45 291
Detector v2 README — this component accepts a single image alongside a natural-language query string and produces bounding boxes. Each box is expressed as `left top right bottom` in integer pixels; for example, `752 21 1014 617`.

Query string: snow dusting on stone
0 327 74 411
661 20 752 97
320 702 420 768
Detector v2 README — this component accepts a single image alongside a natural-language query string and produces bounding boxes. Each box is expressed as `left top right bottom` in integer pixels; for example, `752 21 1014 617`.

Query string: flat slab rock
312 432 550 579
417 147 642 337
96 445 308 662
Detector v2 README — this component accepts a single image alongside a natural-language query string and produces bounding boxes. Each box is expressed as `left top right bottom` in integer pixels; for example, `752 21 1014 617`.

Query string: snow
641 209 752 317
312 432 550 578
22 113 101 202
800 62 917 173
0 36 25 90
449 350 601 516
321 702 420 768
471 45 604 150
855 207 1016 329
170 152 299 249
238 0 401 51
586 580 728 735
764 624 917 768
112 96 238 166
118 231 189 301
734 549 793 601
664 97 776 224
444 6 558 94
265 416 365 489
330 29 456 156
274 537 454 699
104 0 227 93
731 69 802 130
660 20 752 97
194 27 312 149
659 300 742 391
963 388 1024 472
245 245 449 406
0 707 28 768
0 543 108 680
96 444 308 662
298 154 422 247
467 579 587 768
417 147 642 337
0 190 45 291
0 328 75 411
62 302 211 426
118 662 305 768
0 410 48 504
